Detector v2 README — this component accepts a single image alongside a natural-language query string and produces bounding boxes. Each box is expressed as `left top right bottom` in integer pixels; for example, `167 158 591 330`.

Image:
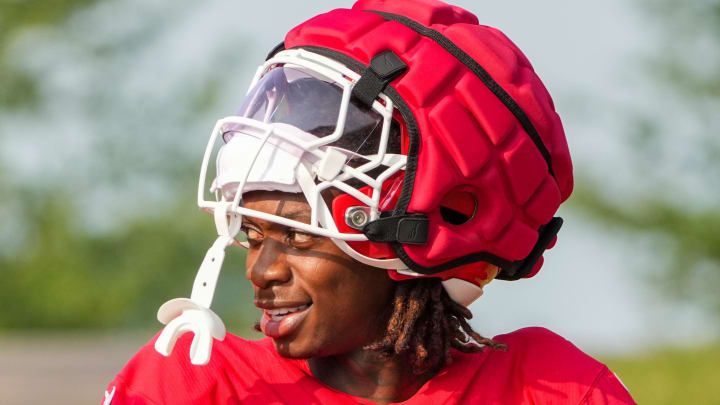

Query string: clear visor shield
237 66 382 141
198 51 407 249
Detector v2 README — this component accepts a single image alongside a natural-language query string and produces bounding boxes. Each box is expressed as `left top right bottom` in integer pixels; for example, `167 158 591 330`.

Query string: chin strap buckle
154 202 241 365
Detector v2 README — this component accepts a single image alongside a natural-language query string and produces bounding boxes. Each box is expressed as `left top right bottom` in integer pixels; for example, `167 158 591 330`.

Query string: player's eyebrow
278 208 311 223
242 208 311 227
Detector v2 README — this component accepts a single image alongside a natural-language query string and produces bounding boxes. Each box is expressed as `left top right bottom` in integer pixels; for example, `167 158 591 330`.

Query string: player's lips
255 301 313 339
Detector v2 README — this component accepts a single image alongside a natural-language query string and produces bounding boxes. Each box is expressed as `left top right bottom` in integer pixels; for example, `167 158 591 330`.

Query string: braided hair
365 278 506 375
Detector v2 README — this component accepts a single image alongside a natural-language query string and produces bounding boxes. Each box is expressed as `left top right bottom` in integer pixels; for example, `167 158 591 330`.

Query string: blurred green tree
0 0 99 108
571 0 720 314
0 0 258 331
0 187 255 330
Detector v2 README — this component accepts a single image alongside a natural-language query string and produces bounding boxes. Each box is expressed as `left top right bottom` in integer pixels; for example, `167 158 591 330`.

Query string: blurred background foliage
0 0 718 403
603 341 720 404
0 0 257 332
570 0 720 315
0 0 98 108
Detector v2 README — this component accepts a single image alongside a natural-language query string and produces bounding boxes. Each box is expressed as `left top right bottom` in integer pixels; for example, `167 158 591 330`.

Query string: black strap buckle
362 213 429 244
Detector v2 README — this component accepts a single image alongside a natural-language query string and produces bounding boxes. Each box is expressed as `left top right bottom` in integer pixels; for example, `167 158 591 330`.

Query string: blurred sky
1 0 716 354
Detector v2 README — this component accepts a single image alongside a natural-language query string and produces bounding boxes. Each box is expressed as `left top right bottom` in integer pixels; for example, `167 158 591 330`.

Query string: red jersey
102 327 635 404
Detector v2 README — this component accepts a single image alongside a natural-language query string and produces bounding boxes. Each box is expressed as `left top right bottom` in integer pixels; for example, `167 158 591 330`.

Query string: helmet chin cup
155 298 226 365
441 278 484 307
154 203 239 365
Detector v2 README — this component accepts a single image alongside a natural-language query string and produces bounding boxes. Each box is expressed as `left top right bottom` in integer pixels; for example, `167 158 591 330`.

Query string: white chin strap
154 202 240 365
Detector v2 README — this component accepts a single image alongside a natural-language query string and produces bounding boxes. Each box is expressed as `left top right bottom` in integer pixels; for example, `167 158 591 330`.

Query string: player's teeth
267 304 310 319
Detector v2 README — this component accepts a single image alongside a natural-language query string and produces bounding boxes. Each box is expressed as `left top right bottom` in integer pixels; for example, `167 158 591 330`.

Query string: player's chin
271 335 320 359
271 324 336 359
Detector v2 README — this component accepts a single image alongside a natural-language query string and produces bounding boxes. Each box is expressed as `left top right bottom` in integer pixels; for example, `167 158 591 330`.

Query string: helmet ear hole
439 190 477 225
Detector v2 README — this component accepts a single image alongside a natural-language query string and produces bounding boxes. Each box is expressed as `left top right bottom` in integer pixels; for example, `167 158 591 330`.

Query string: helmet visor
231 66 397 156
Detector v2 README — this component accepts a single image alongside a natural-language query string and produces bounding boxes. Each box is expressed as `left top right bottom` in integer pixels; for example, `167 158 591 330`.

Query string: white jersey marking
613 372 631 393
103 386 116 405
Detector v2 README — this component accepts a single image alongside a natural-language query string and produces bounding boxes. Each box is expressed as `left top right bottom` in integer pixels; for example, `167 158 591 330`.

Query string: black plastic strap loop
352 50 407 108
363 213 429 244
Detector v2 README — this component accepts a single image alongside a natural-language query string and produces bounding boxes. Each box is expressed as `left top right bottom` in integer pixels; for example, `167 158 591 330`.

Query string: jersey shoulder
490 327 606 384
103 332 283 405
485 327 635 404
493 326 604 372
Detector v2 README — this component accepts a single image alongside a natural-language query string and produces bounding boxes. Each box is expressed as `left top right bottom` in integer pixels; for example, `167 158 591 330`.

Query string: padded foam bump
492 219 538 261
444 24 522 86
475 168 514 241
552 128 574 202
485 25 534 71
454 73 516 146
423 218 487 262
428 95 491 178
502 135 548 206
348 20 422 61
515 71 554 135
524 178 561 228
394 40 460 107
408 134 465 212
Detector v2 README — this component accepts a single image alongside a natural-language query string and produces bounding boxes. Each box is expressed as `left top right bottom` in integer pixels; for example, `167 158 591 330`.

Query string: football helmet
155 0 573 364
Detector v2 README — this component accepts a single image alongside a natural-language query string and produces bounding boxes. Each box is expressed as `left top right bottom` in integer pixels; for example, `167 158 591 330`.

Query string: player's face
242 190 395 358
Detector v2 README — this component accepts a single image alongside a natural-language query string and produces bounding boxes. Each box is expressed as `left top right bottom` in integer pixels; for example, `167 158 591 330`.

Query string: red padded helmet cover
284 0 573 278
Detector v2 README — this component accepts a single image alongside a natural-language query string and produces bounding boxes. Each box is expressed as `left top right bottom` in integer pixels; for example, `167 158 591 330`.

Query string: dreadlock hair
364 277 507 375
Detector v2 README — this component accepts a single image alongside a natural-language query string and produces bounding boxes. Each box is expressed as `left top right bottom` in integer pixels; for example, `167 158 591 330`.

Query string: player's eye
241 225 263 245
287 229 314 248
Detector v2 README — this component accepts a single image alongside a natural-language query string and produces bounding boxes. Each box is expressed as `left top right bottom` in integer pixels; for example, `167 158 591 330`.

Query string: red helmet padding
284 0 573 277
389 261 496 288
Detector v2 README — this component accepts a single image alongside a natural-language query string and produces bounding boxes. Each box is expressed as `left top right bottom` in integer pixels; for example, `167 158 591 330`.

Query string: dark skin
242 190 435 404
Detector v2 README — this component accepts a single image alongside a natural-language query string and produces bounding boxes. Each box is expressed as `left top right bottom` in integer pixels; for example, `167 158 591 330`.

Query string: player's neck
308 348 435 404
